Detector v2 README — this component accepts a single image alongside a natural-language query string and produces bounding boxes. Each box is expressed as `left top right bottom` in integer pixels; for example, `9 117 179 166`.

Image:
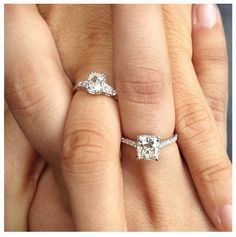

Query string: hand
51 4 230 230
4 3 231 231
5 4 114 231
164 4 231 231
4 101 45 231
4 4 71 231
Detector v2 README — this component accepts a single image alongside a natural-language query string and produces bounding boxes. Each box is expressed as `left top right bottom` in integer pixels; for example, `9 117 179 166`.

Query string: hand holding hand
4 4 231 231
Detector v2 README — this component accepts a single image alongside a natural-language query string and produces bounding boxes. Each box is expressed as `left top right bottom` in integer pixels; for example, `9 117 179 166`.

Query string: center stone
87 73 105 94
137 135 160 160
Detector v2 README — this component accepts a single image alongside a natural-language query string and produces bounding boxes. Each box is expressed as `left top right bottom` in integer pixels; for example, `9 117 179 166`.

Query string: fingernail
219 204 232 231
192 4 218 28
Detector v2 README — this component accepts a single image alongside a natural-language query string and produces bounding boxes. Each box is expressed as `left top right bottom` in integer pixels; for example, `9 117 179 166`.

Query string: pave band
73 72 117 97
121 134 177 161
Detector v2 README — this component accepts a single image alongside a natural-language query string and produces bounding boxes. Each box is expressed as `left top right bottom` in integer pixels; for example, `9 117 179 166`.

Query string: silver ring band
121 134 177 161
73 72 117 97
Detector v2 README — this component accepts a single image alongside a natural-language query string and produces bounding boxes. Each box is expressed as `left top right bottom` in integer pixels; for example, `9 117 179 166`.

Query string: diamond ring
121 134 177 161
73 72 117 97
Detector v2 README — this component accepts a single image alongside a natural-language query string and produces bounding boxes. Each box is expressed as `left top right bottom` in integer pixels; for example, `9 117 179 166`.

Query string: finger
58 7 126 228
5 4 71 170
28 166 74 231
165 4 231 231
112 5 192 230
5 102 45 231
37 4 113 85
192 4 228 147
32 5 124 231
112 5 176 167
62 92 126 231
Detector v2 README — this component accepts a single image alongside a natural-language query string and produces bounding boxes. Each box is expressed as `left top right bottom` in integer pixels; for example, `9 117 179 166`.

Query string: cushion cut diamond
137 135 160 160
87 72 106 94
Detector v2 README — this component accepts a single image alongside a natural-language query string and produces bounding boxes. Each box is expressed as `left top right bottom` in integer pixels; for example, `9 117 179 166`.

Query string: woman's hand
4 4 71 231
164 4 231 231
58 4 231 231
5 102 45 231
4 4 231 231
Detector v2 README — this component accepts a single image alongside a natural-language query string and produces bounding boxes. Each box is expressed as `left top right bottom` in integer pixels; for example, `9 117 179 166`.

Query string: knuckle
85 8 112 41
118 66 169 105
5 4 19 19
5 68 48 118
5 4 16 14
197 48 227 67
193 159 231 185
78 6 112 55
69 7 112 80
62 122 113 180
5 5 31 27
205 94 226 123
176 102 213 142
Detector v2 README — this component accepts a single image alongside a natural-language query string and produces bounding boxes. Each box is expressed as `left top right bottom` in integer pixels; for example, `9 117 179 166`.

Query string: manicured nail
192 4 218 28
219 204 232 231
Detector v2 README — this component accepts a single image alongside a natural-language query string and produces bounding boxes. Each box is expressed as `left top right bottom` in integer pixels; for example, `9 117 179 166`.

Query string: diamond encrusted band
121 134 177 161
73 72 117 97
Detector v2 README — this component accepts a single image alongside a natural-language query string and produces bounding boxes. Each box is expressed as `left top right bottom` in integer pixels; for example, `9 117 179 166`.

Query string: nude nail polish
192 4 218 28
219 204 232 231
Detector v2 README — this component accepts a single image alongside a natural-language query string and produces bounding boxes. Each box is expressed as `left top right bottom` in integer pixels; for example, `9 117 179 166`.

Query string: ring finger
112 5 185 229
59 6 126 230
113 4 176 166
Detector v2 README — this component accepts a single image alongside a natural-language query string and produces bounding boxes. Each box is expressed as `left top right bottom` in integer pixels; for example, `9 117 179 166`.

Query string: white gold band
121 134 177 148
121 134 177 161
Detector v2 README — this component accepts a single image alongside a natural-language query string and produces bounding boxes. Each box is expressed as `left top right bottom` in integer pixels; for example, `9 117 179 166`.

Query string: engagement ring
121 134 177 161
73 72 117 97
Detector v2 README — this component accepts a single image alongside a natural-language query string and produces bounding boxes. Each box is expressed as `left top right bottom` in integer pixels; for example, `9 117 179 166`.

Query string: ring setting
121 134 177 161
74 72 117 97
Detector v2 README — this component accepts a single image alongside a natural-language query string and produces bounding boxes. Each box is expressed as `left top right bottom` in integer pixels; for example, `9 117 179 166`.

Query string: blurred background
218 4 232 160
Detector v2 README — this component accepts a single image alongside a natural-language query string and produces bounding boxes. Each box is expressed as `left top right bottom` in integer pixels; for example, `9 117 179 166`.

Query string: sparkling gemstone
87 72 106 94
137 135 160 160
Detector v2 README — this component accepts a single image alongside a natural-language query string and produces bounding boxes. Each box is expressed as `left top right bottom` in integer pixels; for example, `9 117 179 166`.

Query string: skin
164 4 231 231
4 102 45 230
4 4 231 231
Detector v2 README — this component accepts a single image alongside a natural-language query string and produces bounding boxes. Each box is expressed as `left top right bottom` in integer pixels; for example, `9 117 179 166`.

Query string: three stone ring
73 72 117 97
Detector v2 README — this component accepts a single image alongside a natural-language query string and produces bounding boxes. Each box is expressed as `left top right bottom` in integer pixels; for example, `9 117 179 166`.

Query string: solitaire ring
121 134 177 161
73 72 117 97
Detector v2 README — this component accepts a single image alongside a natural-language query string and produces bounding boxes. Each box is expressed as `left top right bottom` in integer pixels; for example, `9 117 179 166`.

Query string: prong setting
121 134 177 161
75 72 117 97
136 135 160 161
